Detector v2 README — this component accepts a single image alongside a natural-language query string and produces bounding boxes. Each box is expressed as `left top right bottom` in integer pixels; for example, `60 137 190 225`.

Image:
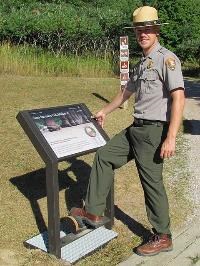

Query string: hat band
133 20 161 27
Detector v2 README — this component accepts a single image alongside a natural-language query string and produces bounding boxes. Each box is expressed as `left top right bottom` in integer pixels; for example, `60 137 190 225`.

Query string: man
70 6 185 256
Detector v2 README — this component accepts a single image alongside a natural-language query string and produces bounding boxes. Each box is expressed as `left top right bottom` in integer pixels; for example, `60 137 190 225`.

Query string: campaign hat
125 6 168 29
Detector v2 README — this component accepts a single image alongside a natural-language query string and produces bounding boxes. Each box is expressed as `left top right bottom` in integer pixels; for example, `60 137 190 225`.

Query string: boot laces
149 234 160 243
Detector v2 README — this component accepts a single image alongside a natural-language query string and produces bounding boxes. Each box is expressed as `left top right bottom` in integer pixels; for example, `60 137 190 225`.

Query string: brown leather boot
69 207 109 228
136 234 173 256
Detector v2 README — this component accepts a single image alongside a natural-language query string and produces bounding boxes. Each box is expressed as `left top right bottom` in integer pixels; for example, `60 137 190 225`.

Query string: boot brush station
16 103 118 264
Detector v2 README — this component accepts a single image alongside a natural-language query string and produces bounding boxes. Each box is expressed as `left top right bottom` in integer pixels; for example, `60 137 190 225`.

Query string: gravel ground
183 78 200 223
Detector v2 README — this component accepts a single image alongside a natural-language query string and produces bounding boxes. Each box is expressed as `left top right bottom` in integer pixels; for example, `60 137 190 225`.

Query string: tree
157 0 200 61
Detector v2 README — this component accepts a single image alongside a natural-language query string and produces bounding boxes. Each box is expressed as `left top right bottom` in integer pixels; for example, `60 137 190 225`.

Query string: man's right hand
94 111 106 128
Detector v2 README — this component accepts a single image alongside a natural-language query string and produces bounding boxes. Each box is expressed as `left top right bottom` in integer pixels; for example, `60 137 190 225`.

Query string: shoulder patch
165 57 176 71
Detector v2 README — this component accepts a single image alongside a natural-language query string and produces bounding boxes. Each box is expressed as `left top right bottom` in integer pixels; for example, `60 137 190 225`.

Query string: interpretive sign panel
17 103 109 161
16 103 113 260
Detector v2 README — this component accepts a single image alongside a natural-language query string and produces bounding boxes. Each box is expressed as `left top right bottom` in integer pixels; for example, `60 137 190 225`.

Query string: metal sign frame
16 103 114 258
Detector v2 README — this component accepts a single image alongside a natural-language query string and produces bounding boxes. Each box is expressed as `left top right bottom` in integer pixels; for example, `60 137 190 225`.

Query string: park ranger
70 6 185 256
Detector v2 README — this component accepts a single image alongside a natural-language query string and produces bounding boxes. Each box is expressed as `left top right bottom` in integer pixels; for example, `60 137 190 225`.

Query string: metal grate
25 226 118 263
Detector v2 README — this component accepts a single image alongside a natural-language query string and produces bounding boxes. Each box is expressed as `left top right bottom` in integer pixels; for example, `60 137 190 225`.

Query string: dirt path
183 78 200 222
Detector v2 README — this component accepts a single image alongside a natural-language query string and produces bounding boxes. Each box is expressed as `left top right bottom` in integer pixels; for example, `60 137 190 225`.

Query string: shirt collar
142 42 161 61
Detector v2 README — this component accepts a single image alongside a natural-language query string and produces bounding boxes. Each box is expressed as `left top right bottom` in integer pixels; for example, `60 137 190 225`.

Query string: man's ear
155 26 160 36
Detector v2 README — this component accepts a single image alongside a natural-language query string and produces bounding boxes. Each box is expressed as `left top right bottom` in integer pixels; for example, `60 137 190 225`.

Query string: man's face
135 26 159 53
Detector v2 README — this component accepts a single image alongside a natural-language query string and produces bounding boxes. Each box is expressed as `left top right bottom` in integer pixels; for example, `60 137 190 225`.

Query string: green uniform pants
85 122 171 235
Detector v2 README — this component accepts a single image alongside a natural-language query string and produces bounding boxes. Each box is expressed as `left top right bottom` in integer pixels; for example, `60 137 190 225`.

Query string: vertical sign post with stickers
120 36 129 109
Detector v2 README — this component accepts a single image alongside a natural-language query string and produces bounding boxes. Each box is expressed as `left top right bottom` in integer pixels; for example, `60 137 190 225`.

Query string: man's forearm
167 89 185 139
160 89 185 158
101 89 133 115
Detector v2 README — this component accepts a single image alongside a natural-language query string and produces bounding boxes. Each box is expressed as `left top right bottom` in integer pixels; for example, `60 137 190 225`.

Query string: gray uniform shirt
126 42 184 121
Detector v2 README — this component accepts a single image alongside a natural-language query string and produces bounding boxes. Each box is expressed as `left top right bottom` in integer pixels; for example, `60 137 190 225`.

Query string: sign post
120 36 129 109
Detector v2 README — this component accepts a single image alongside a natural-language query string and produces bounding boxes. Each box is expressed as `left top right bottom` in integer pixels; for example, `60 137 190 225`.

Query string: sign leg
46 163 61 258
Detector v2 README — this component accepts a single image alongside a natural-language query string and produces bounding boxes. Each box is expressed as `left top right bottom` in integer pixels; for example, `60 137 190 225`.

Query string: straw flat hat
125 6 168 29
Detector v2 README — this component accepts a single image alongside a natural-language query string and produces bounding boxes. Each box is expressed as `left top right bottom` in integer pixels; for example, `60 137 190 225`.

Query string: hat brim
124 22 169 29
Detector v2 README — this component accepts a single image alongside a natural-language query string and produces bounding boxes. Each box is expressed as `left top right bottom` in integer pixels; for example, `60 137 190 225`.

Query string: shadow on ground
115 205 152 241
10 158 91 234
183 119 200 135
92 92 123 109
184 79 200 101
92 92 110 104
10 158 151 241
183 79 200 135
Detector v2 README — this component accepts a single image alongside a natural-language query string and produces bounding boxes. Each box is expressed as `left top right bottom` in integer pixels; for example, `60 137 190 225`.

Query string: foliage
0 0 199 62
0 0 141 57
157 0 200 61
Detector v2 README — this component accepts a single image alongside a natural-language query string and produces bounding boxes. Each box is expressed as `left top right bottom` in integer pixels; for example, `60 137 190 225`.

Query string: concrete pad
168 236 200 266
118 217 200 266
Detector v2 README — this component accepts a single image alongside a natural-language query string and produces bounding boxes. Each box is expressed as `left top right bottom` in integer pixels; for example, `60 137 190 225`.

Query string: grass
0 75 194 265
188 254 200 265
0 42 199 78
0 43 114 77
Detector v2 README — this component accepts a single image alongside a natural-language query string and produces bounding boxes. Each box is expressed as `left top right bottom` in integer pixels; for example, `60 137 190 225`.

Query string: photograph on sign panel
30 105 106 158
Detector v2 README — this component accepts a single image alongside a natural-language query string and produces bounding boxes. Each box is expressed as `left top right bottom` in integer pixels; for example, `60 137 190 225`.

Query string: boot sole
71 215 110 228
81 216 110 228
136 246 173 256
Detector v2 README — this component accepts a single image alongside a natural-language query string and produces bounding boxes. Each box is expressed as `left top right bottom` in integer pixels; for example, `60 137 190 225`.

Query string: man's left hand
160 137 176 159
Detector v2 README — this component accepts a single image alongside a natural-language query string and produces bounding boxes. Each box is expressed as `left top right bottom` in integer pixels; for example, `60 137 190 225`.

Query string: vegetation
189 254 200 265
0 0 199 65
0 43 114 77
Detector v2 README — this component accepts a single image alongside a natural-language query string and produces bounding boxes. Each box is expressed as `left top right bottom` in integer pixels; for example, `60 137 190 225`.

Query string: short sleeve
125 78 135 92
163 53 184 91
125 70 138 92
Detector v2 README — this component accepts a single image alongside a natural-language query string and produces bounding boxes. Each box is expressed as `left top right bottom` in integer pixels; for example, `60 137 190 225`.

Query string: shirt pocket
145 69 159 94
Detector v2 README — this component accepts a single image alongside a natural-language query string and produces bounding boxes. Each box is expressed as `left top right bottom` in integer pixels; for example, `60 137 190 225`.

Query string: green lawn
0 75 192 265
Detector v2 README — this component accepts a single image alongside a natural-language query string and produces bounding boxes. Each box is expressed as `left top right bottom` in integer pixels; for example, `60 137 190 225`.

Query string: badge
84 126 96 137
147 60 153 69
165 57 176 71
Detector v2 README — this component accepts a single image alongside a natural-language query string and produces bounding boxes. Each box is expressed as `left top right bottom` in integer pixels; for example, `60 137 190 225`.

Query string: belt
134 118 166 127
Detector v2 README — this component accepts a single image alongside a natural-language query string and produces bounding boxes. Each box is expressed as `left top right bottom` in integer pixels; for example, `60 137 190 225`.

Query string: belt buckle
135 118 143 127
